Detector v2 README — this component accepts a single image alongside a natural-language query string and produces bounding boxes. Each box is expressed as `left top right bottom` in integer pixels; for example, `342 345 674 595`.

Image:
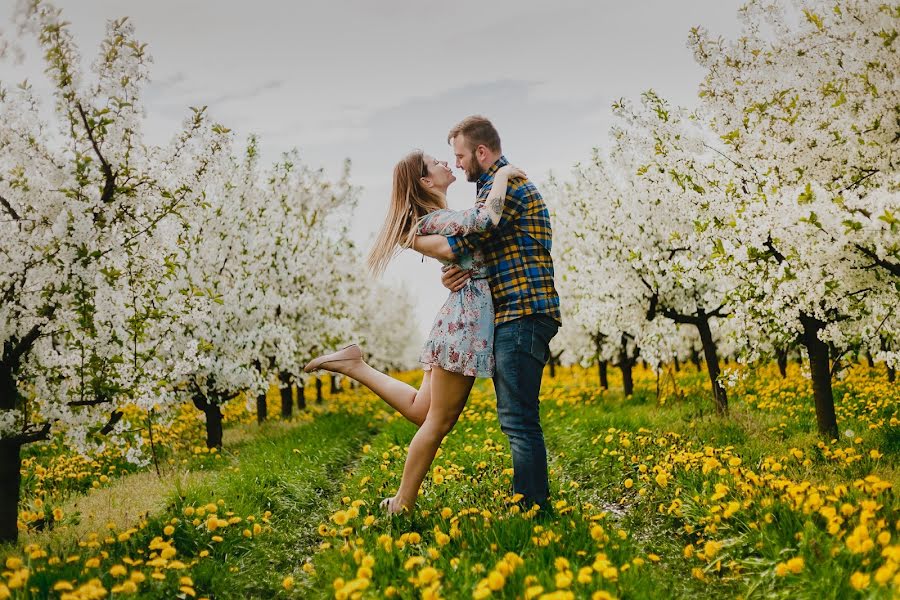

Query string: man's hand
441 265 471 292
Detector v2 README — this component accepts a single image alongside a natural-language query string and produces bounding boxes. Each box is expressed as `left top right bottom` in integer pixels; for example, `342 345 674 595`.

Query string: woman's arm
484 165 527 225
412 234 455 261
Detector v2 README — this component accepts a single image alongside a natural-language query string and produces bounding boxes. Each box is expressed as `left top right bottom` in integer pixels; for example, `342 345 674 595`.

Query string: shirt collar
476 155 509 193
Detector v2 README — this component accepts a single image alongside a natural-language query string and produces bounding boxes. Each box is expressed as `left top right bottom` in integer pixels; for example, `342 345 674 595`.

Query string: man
413 115 561 510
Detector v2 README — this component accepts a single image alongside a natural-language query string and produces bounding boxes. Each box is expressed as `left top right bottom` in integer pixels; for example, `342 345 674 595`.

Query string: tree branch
6 422 52 446
854 244 900 277
4 324 42 369
0 192 20 221
841 168 879 193
98 409 124 435
764 236 786 263
76 102 116 204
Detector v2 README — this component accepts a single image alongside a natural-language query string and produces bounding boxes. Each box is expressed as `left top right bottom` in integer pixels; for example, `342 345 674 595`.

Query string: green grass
4 363 898 599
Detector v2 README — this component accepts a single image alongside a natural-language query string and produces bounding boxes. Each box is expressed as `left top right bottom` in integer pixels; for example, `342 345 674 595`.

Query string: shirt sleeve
446 179 530 258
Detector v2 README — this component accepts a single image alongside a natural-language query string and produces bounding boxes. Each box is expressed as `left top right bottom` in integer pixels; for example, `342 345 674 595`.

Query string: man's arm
446 179 530 256
411 234 454 261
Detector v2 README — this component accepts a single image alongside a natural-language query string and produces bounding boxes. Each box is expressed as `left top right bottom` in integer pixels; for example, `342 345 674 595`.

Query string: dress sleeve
417 206 494 237
446 179 531 257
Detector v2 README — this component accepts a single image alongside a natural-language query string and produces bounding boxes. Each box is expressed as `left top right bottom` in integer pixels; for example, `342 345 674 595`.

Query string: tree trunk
619 338 634 397
330 374 341 394
296 382 306 410
776 347 788 378
799 313 838 439
256 392 267 424
696 312 727 415
0 439 21 543
205 403 224 449
549 359 556 378
192 393 224 449
690 348 701 370
279 372 293 419
673 356 681 372
888 366 896 384
620 361 634 397
316 377 324 404
865 351 875 369
598 360 609 390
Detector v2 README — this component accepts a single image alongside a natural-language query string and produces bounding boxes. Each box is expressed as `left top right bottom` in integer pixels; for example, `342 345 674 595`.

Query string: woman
304 149 523 514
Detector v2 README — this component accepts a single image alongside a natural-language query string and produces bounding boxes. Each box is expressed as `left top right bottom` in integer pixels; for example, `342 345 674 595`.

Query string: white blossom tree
688 0 899 436
0 3 226 542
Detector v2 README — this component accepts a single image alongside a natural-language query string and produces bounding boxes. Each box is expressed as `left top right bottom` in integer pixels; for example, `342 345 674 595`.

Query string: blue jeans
493 314 559 508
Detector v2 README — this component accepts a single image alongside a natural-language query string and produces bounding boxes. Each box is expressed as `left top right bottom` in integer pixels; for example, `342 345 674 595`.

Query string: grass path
2 407 380 599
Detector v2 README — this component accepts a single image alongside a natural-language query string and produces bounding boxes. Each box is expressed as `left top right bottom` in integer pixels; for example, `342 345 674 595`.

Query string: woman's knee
424 414 458 438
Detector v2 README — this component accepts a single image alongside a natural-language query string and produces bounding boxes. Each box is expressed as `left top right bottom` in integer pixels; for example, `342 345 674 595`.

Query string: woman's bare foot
379 496 411 516
303 344 363 375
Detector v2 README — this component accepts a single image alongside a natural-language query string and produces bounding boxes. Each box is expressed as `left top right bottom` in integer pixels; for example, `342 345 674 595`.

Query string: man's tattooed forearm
489 196 503 218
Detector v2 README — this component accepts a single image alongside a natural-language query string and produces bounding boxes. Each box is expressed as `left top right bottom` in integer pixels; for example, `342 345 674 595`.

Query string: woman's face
422 154 456 191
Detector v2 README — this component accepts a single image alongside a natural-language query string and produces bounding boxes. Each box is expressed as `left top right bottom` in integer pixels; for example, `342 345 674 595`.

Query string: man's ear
475 145 488 164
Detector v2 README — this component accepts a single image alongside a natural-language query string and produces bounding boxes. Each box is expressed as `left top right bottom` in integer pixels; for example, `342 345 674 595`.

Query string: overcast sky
0 0 744 336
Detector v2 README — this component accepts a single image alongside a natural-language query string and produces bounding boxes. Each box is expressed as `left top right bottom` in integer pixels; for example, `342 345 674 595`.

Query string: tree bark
279 372 293 419
296 382 306 410
776 347 788 378
0 439 21 543
673 356 681 372
256 391 267 424
316 377 324 404
598 360 609 390
690 348 701 370
192 393 224 449
865 351 875 369
205 403 224 449
696 312 727 415
618 337 635 397
330 374 341 394
620 360 634 397
888 366 896 384
799 313 838 439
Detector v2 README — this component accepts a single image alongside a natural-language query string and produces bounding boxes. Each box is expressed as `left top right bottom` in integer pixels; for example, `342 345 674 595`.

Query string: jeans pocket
528 318 556 365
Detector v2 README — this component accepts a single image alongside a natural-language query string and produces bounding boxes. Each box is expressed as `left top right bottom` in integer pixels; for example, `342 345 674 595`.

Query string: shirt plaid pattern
446 156 561 326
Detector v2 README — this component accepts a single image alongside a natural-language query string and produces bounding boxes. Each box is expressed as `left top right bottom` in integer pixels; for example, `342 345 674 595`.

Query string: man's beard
466 162 485 182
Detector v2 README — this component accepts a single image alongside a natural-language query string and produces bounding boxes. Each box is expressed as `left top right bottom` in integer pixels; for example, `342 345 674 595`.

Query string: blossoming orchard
1 0 898 599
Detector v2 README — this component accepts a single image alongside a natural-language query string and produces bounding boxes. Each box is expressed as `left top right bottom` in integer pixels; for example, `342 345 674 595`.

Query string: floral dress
417 205 495 378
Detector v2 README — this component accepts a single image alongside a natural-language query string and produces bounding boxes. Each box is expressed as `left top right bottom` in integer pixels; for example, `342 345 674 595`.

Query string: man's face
451 135 485 183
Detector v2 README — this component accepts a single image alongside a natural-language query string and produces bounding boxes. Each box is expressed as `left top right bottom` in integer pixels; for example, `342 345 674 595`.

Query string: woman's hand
497 164 526 180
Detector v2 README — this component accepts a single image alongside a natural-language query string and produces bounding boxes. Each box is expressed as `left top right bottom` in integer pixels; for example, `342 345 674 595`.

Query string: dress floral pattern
417 205 495 378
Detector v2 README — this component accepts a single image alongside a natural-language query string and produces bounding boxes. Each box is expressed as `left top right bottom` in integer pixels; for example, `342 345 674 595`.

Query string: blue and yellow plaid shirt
447 156 561 326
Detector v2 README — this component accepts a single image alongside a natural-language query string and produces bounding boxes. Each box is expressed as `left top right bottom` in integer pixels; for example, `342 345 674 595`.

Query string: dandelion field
2 363 897 599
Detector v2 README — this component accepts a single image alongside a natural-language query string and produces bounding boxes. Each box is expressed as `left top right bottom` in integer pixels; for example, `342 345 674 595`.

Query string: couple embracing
305 116 560 515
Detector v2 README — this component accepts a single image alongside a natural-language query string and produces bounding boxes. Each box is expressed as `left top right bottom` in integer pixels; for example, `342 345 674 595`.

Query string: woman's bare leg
387 366 474 512
318 358 431 427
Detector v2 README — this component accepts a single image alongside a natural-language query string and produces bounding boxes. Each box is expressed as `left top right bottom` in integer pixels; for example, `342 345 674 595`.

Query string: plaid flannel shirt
446 156 561 326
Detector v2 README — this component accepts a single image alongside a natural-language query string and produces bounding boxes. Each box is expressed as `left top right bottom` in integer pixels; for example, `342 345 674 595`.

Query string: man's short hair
447 115 502 153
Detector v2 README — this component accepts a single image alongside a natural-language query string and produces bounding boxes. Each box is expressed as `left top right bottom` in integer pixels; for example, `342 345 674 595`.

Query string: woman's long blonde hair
367 150 445 276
